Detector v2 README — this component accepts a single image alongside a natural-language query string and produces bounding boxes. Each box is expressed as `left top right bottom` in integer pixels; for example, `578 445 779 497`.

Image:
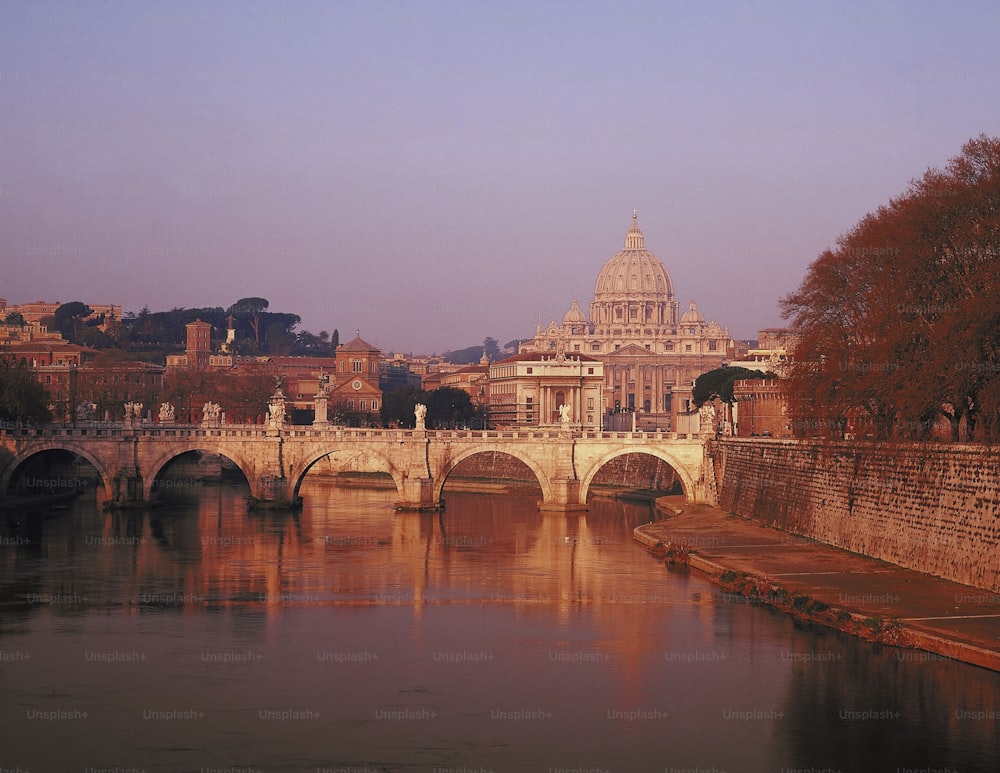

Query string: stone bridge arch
433 445 551 505
288 446 408 501
142 444 257 500
0 440 115 499
578 446 697 504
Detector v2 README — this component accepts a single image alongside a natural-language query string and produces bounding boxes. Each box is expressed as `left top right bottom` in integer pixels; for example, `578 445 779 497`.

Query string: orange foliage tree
781 135 1000 441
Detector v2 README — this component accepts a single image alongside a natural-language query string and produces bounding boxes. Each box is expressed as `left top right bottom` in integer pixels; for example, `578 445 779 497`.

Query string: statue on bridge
414 403 427 430
158 402 175 425
76 401 96 423
202 401 222 426
559 402 572 429
124 402 143 427
268 389 287 430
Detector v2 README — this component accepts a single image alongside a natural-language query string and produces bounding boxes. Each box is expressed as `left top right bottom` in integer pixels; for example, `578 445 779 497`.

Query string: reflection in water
0 478 998 772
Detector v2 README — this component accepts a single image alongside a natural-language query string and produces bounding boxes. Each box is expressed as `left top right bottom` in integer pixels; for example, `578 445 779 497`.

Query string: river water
1 476 999 772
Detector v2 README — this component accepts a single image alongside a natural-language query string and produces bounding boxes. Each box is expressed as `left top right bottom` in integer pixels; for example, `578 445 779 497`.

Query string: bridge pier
538 477 587 512
106 467 146 509
396 476 439 511
247 476 302 510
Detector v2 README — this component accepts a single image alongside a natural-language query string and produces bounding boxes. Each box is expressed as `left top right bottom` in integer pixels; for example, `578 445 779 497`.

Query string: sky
2 1 998 355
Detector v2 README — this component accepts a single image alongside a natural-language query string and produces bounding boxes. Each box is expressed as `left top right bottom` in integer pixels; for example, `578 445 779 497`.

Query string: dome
562 299 588 325
589 211 678 329
593 212 674 301
680 300 704 324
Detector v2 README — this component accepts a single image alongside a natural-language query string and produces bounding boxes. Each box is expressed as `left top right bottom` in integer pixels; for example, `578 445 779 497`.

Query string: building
731 379 788 437
329 333 383 426
518 212 740 430
0 341 95 369
439 352 491 407
166 319 214 370
0 299 122 330
729 327 798 376
379 356 422 393
263 356 337 412
487 351 604 429
0 318 64 346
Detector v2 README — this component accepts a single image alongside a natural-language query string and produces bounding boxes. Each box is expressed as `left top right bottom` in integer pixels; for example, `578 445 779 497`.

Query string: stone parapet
714 438 1000 591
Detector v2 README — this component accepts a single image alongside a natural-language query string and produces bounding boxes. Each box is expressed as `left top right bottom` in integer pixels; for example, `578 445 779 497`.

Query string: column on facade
651 366 657 413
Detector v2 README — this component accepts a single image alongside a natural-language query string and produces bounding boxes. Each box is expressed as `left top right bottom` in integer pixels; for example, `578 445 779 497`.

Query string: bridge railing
1 423 700 443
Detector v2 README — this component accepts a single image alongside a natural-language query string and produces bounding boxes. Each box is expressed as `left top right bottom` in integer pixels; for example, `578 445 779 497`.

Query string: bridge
0 423 714 511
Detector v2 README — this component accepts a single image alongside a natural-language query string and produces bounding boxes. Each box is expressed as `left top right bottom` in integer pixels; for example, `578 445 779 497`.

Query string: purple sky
2 1 998 355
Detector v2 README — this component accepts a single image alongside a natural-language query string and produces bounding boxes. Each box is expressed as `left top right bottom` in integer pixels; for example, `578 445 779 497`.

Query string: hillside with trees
780 135 1000 441
44 297 338 363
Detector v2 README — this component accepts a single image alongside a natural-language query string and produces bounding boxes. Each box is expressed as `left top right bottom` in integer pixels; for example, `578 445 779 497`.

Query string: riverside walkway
635 503 1000 672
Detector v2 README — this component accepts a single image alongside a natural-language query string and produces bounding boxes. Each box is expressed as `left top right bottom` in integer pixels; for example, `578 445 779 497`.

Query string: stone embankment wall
713 438 1000 591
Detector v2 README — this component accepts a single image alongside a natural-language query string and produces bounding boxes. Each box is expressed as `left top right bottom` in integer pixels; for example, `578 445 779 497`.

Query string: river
1 476 998 772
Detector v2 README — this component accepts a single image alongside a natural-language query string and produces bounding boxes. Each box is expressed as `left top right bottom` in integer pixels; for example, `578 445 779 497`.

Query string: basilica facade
518 213 740 432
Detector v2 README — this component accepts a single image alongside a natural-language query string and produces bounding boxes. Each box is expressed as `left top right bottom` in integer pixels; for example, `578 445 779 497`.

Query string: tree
380 385 429 427
4 312 25 327
444 345 487 365
0 364 51 423
483 337 501 361
160 368 273 424
426 386 476 429
692 367 777 407
54 301 93 342
781 135 1000 441
230 297 269 345
264 320 296 356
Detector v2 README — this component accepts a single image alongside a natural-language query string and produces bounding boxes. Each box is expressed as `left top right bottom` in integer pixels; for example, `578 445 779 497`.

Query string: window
352 359 362 373
587 367 594 374
587 397 594 410
347 399 355 409
360 400 367 410
372 400 378 411
665 343 674 351
709 340 718 351
685 344 692 352
526 367 532 374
